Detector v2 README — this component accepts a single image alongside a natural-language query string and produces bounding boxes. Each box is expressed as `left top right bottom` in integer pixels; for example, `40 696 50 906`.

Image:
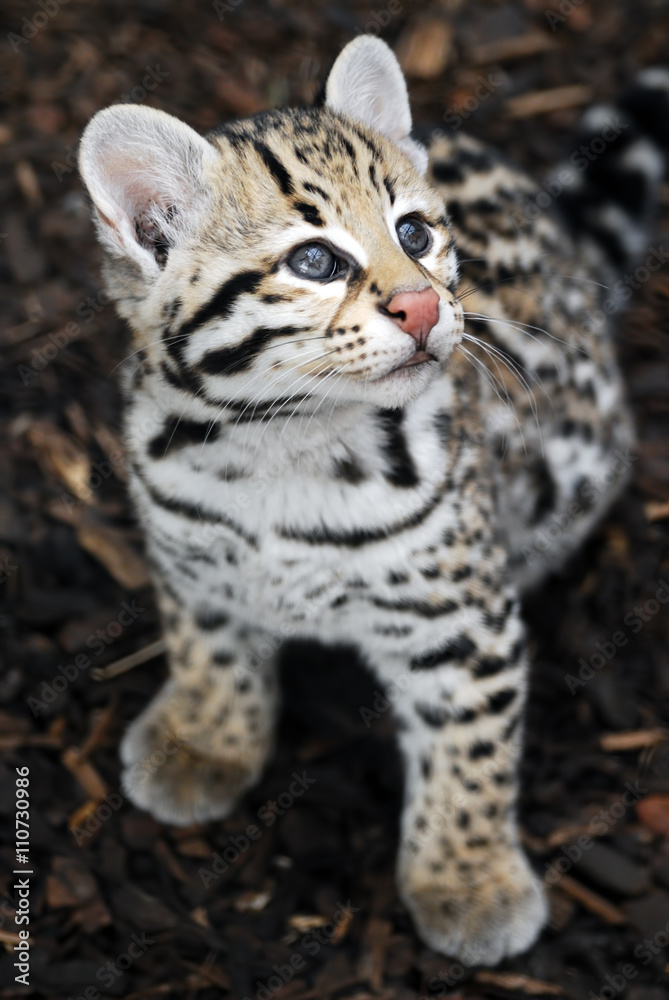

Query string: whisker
457 344 527 454
464 310 587 361
462 332 545 446
458 270 611 302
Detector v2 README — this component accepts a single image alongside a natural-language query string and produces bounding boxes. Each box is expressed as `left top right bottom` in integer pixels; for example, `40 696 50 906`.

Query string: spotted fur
79 38 669 965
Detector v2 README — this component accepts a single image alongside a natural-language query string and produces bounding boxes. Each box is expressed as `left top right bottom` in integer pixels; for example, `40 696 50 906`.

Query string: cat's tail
553 68 669 269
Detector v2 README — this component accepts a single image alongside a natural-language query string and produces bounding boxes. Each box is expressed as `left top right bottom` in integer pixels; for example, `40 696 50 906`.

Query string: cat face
79 37 463 410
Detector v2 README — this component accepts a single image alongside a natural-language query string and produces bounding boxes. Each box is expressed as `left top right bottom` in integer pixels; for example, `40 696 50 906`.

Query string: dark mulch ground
1 1 669 998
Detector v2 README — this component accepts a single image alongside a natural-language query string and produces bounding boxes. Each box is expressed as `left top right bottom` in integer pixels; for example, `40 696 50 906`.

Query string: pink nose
382 288 440 348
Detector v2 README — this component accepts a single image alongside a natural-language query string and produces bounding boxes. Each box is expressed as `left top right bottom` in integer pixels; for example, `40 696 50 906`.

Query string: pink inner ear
103 151 174 219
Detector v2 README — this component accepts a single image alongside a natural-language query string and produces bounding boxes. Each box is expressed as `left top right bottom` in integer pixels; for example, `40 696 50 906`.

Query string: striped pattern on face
145 109 463 410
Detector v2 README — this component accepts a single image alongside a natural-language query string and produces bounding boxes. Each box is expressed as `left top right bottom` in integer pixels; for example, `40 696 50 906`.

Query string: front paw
120 680 273 826
399 846 547 966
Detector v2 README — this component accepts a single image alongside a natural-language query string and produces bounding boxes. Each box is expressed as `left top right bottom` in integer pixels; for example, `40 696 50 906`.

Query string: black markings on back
377 408 419 488
487 688 517 713
474 655 508 678
411 634 476 670
415 703 448 728
148 417 219 459
529 458 557 523
373 595 458 618
469 740 495 760
253 140 294 195
195 609 229 630
432 161 465 185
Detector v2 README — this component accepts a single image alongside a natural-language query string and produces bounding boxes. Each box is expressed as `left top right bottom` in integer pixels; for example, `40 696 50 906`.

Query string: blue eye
288 243 344 281
397 216 430 257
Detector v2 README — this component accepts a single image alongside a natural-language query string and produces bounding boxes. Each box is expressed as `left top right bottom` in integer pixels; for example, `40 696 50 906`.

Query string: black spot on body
415 703 448 728
333 454 366 484
195 610 229 630
410 634 476 670
148 417 219 459
377 408 419 488
469 740 495 760
474 656 508 678
487 688 517 713
212 650 235 666
432 161 465 185
529 458 557 523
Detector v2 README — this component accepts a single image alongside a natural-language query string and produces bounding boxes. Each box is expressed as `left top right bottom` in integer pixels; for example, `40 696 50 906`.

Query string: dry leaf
77 521 150 589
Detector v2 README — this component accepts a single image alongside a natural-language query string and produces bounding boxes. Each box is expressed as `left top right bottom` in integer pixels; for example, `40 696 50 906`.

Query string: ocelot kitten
79 38 669 965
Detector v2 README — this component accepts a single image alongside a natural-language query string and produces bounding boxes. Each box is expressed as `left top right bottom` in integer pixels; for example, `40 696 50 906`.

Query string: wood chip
600 728 669 752
637 795 669 835
234 889 272 913
357 916 391 990
155 839 191 884
62 746 109 800
46 856 98 908
78 698 117 758
469 30 557 65
68 798 104 835
551 873 625 924
27 421 91 502
289 913 330 933
505 85 593 119
76 521 150 589
0 930 23 945
645 498 669 522
475 970 565 995
330 903 355 946
91 637 166 680
0 732 61 750
396 18 453 78
14 159 43 207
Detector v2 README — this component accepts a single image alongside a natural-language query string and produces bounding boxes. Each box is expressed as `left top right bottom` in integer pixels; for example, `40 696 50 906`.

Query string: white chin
355 360 441 407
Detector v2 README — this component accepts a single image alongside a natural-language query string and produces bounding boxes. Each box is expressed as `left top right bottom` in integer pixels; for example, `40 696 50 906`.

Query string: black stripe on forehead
253 140 294 196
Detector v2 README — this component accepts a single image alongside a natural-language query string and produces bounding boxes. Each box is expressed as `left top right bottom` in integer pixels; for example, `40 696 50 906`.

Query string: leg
360 574 546 964
121 590 278 825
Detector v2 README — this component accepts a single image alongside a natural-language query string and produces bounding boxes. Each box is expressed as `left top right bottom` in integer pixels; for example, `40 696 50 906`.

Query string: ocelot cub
78 37 668 965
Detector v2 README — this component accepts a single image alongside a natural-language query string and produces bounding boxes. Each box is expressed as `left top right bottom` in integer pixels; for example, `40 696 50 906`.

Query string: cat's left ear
325 35 428 175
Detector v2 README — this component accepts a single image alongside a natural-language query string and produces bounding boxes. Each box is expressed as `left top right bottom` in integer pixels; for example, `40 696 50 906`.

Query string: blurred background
1 1 668 998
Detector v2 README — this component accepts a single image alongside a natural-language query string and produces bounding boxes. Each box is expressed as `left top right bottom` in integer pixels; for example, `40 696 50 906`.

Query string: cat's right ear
79 105 218 277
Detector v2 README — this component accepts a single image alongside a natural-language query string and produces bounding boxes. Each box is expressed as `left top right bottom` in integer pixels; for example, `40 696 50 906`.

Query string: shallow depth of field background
1 1 669 998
